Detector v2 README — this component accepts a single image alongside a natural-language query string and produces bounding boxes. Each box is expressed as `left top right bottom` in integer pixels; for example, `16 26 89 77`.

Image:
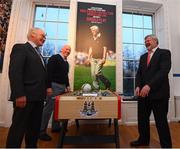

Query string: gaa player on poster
74 2 116 91
87 25 111 90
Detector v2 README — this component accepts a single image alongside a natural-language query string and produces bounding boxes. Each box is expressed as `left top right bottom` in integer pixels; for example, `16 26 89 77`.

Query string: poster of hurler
74 2 116 91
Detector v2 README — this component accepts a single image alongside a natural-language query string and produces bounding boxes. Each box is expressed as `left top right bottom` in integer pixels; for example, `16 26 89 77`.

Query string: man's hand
85 59 90 65
47 88 53 96
135 87 140 96
65 86 71 92
15 96 27 108
139 85 151 97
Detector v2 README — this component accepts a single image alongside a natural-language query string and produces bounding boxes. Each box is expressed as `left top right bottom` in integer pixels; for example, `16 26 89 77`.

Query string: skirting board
0 121 4 127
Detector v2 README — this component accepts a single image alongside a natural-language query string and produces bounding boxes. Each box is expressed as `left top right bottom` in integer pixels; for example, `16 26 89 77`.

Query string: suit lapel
147 48 160 68
25 42 46 70
142 53 148 69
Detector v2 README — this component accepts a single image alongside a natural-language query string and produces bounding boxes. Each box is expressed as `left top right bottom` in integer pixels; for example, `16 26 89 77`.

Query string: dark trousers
138 98 172 148
6 101 44 148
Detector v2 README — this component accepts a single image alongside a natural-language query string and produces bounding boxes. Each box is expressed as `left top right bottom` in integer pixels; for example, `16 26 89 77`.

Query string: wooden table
54 90 121 148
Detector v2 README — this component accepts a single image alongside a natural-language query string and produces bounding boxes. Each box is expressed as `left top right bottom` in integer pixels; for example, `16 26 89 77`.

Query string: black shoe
51 128 61 133
39 133 52 141
105 82 111 90
130 140 149 147
97 75 111 89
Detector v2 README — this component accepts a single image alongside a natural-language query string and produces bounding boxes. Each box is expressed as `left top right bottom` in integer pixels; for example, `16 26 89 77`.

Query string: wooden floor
0 121 180 148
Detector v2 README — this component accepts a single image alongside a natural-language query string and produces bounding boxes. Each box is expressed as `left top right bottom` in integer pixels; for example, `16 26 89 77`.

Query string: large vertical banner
0 0 12 73
74 2 116 91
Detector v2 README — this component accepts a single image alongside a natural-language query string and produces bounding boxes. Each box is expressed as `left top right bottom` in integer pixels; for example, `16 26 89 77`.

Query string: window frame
33 4 70 62
122 11 154 98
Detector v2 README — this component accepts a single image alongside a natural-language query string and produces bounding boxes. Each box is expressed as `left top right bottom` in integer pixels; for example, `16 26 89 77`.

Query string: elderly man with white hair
39 45 71 141
6 27 46 148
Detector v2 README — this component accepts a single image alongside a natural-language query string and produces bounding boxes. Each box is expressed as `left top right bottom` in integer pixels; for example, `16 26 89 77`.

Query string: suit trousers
6 101 44 148
138 98 172 148
40 82 66 132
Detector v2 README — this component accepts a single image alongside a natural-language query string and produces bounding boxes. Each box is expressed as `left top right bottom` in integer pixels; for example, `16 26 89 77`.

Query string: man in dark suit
6 27 47 148
130 34 172 148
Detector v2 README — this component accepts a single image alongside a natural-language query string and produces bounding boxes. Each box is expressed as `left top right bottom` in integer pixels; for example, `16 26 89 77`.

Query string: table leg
57 120 68 148
108 118 112 127
75 119 80 128
114 119 120 148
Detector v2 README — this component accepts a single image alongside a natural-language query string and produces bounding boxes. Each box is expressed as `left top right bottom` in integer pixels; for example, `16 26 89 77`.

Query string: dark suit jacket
136 48 171 100
9 42 47 101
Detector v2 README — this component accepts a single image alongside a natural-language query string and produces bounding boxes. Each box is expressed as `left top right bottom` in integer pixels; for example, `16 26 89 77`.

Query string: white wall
167 0 180 96
167 0 180 121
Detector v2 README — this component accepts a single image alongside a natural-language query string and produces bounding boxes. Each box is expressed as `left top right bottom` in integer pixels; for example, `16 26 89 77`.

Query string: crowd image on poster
74 2 116 91
0 0 12 73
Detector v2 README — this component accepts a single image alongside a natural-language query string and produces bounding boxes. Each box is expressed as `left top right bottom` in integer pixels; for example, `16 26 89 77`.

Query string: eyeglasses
40 33 47 39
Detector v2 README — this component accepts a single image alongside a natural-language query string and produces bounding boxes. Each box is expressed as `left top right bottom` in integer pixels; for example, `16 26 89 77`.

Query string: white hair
90 25 99 31
27 27 44 40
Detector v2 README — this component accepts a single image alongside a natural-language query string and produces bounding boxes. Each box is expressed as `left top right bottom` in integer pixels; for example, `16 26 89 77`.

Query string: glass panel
133 29 143 44
134 44 146 60
45 22 57 38
56 40 68 53
35 6 46 21
122 12 153 97
58 23 68 39
123 60 134 77
123 78 134 96
122 13 132 27
34 6 70 64
133 14 143 28
42 40 55 57
144 29 152 37
59 8 69 22
46 7 59 21
144 15 152 29
134 60 139 75
123 44 133 59
34 21 45 30
123 28 133 43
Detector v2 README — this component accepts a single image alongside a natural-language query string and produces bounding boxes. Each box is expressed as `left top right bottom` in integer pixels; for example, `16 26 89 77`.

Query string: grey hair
27 27 43 39
144 34 159 44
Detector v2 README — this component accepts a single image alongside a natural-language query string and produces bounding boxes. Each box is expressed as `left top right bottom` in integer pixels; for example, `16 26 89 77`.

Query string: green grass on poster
74 62 116 91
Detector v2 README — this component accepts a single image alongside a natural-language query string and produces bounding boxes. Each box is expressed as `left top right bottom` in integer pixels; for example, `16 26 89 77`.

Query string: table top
61 90 117 97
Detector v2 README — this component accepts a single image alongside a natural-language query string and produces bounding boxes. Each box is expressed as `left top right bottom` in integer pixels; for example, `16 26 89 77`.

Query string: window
33 5 70 63
122 12 153 96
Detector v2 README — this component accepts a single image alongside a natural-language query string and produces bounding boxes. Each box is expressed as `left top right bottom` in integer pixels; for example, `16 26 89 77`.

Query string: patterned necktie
35 47 45 67
36 47 43 54
147 50 152 66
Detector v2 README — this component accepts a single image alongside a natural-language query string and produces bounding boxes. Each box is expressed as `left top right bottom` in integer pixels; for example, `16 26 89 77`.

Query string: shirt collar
151 46 158 53
59 53 67 61
28 41 38 48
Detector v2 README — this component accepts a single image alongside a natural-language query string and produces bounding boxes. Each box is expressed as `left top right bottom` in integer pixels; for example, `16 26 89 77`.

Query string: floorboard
0 121 180 148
